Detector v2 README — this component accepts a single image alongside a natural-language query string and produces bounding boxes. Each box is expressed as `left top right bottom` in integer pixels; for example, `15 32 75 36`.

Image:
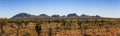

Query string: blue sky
0 0 120 18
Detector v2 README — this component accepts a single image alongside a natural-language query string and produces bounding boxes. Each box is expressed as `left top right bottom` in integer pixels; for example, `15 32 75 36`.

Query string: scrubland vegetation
0 18 120 36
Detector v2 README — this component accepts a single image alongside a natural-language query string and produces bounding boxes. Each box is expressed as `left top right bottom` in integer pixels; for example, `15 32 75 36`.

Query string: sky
0 0 120 18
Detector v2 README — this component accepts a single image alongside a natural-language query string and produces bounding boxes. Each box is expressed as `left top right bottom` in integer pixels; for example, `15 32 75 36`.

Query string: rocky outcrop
39 14 50 18
11 13 35 19
11 13 101 19
51 15 60 18
67 13 79 18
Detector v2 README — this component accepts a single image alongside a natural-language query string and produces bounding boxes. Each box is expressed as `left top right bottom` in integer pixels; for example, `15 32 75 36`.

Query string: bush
23 32 31 36
117 33 120 36
0 32 2 36
83 34 91 36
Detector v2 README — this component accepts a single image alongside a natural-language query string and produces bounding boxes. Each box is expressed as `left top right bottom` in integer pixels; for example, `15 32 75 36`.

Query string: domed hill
66 13 100 18
80 14 100 18
11 13 50 19
11 13 35 19
67 13 79 18
51 15 60 18
39 14 50 18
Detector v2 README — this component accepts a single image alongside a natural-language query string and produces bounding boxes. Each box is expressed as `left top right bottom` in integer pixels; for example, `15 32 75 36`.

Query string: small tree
48 28 52 36
0 21 7 36
35 22 41 36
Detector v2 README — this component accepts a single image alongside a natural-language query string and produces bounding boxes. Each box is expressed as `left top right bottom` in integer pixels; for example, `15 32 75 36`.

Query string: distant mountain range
11 13 100 19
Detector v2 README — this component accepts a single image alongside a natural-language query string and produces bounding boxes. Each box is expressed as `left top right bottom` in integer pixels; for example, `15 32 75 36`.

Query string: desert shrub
23 32 31 36
35 23 41 36
10 24 16 28
48 28 52 36
83 34 91 36
0 32 2 36
117 33 120 36
56 26 60 32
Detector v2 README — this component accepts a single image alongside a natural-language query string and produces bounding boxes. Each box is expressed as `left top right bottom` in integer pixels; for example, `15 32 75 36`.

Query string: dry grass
0 18 120 36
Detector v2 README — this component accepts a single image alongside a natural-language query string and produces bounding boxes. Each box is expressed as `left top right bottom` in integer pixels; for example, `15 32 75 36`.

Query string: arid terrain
0 18 120 36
